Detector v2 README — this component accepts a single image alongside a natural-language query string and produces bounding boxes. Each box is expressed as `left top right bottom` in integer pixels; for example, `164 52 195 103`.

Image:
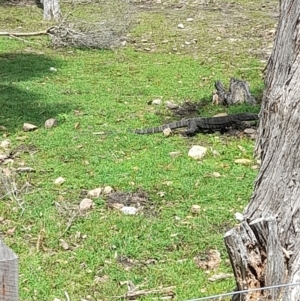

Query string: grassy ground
0 0 277 300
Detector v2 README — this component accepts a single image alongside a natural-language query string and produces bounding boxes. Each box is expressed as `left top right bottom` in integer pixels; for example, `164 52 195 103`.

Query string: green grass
0 0 277 300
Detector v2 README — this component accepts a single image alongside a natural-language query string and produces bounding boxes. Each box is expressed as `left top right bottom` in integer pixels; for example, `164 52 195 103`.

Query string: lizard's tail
134 120 187 134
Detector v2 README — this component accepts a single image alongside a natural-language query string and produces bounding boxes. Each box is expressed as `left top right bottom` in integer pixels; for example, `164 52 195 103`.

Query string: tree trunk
224 1 300 300
42 0 61 21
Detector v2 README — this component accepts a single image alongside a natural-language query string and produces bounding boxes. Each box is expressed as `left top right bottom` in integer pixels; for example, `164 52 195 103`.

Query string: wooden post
0 240 18 301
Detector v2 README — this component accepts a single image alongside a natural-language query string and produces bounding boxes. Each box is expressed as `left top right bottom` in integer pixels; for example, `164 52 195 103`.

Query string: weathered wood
214 78 256 106
225 1 300 300
0 31 48 36
224 218 285 300
0 240 18 301
42 0 61 21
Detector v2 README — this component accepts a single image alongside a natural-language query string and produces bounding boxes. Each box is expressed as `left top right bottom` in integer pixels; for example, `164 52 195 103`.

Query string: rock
23 123 38 132
0 139 10 149
165 101 179 109
50 67 57 72
103 186 113 194
87 187 102 198
177 23 184 29
212 172 221 178
152 98 162 105
45 118 58 129
186 17 194 22
79 198 94 212
235 212 244 221
190 205 201 214
212 150 220 156
163 128 172 137
188 145 207 160
120 206 138 215
54 177 65 185
244 128 256 135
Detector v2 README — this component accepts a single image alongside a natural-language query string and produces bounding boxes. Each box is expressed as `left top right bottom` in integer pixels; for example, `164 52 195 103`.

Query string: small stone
178 23 184 29
59 239 69 250
0 139 10 149
152 99 162 105
235 212 244 221
103 186 113 194
184 41 191 45
212 150 220 156
244 128 256 135
79 198 94 212
50 67 57 72
87 187 102 198
188 145 207 160
186 17 194 22
45 118 58 129
54 177 65 185
120 206 138 215
191 205 201 214
165 101 179 109
23 123 38 132
212 172 221 178
163 128 172 137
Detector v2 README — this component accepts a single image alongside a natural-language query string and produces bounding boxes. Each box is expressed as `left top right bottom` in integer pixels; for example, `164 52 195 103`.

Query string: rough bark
225 1 300 300
42 0 61 21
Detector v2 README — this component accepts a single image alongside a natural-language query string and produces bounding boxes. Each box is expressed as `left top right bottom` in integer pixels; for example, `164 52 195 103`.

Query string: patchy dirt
171 99 209 118
105 189 157 216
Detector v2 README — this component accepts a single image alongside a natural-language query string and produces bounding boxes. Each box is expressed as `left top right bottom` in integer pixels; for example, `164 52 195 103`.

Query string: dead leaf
6 227 16 236
74 122 80 129
16 167 36 173
237 145 246 152
194 249 221 270
208 273 233 282
94 275 109 284
234 159 252 165
59 239 69 250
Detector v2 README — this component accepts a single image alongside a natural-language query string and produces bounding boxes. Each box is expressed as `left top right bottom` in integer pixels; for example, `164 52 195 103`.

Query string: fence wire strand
183 282 300 301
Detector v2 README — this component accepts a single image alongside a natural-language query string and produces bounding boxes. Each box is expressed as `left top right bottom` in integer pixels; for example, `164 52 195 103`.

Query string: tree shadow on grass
0 53 74 132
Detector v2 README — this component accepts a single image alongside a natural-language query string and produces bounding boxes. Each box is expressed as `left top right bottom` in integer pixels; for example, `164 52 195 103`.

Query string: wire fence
183 282 300 301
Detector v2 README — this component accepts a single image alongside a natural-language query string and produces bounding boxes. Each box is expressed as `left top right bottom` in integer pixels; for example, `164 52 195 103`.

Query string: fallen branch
0 30 51 36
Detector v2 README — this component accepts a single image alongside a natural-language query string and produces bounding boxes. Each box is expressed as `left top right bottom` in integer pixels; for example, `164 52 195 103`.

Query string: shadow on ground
0 53 73 132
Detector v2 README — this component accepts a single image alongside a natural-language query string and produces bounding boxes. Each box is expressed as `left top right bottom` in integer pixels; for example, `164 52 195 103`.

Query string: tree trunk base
224 218 286 300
